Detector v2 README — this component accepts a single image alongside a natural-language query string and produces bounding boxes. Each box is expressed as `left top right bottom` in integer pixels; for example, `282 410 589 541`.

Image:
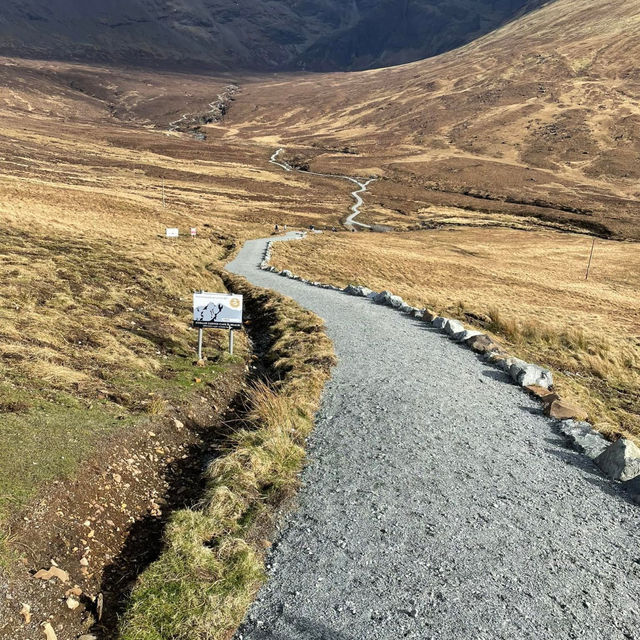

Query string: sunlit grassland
271 228 640 442
0 80 351 544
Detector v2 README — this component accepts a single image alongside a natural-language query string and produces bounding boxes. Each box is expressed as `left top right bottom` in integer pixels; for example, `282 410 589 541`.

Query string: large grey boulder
595 438 640 482
510 362 553 389
497 356 526 372
281 270 293 278
399 303 414 314
432 317 448 330
444 319 465 336
344 284 374 297
373 291 405 308
484 351 509 367
558 420 609 460
452 329 484 343
622 476 640 504
465 334 502 355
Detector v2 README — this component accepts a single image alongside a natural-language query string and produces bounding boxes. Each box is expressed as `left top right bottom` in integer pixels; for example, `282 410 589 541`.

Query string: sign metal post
585 237 596 281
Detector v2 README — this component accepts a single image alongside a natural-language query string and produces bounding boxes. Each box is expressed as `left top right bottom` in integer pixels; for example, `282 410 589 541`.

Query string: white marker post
197 326 204 360
191 227 197 238
193 291 243 357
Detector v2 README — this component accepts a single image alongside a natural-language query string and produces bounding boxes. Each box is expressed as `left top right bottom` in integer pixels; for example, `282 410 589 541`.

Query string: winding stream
270 148 374 229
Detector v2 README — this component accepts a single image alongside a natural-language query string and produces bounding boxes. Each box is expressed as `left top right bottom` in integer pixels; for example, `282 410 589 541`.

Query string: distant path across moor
269 149 374 229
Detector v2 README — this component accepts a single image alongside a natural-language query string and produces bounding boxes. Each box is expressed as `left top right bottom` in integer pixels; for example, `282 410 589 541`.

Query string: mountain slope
223 0 640 238
0 0 545 71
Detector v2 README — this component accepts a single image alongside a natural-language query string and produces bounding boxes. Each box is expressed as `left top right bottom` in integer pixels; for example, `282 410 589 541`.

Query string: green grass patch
0 399 135 524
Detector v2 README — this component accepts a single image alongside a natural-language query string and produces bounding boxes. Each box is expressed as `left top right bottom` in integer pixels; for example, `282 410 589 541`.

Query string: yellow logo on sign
230 298 241 309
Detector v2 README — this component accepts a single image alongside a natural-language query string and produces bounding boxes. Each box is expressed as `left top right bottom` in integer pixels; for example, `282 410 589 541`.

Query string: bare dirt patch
0 363 246 640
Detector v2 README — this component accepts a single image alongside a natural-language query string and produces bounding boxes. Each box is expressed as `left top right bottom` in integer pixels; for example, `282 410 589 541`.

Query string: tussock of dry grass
271 229 640 442
119 274 335 640
0 62 352 576
0 166 247 527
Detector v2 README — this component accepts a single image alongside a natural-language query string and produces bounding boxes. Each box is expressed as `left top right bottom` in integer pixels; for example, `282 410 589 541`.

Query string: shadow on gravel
542 434 639 507
250 615 355 640
481 369 511 383
519 403 544 416
412 320 444 333
582 475 638 507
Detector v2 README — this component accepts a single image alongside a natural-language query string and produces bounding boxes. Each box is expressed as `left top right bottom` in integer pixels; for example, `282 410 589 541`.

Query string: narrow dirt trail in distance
270 149 374 229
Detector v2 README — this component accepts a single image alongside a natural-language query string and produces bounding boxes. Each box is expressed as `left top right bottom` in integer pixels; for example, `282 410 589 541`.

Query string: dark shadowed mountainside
0 0 547 71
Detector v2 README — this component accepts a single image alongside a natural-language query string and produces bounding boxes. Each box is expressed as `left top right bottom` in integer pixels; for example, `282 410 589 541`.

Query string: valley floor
1 39 640 637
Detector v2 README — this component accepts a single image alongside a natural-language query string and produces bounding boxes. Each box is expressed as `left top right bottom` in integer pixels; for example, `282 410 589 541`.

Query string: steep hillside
224 0 640 239
0 0 544 71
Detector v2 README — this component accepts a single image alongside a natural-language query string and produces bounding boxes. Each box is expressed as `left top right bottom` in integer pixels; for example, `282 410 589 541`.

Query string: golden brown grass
2 38 639 636
270 228 640 443
0 167 242 524
226 0 640 240
0 57 353 536
119 273 336 640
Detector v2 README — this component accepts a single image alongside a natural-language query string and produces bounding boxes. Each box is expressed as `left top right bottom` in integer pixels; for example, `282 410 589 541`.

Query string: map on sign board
166 228 179 238
193 292 243 329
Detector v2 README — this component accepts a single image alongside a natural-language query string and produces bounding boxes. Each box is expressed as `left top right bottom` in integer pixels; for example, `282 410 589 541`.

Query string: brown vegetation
119 273 335 640
2 0 640 635
225 0 640 239
0 57 345 638
0 53 348 521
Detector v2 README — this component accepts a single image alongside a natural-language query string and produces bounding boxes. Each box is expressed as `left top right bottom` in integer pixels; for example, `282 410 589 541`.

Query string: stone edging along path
259 233 640 504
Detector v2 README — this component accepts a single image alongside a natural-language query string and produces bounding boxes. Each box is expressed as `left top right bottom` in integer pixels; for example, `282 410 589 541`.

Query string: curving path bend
270 149 374 228
227 234 640 640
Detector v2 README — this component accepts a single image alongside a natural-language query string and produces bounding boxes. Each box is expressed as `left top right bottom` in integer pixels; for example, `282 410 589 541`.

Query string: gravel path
226 235 640 640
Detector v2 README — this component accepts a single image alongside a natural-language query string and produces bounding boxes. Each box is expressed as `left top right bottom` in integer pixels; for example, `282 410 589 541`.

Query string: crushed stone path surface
227 234 640 640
